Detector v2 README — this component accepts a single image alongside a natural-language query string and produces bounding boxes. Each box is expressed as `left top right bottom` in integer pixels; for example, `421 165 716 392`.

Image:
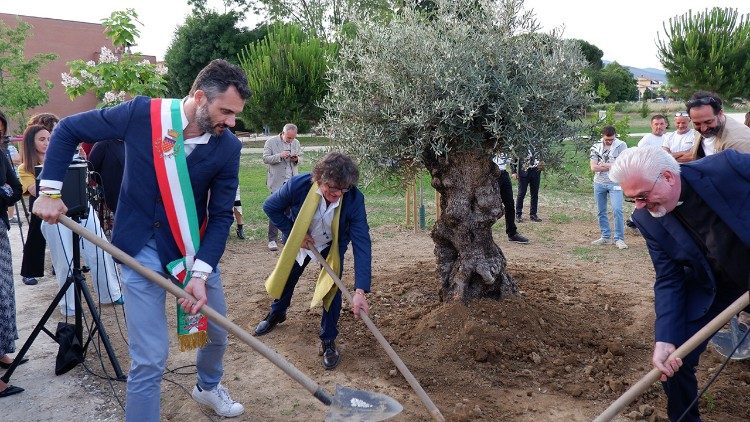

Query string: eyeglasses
675 112 689 117
686 96 719 108
624 173 662 203
325 183 350 195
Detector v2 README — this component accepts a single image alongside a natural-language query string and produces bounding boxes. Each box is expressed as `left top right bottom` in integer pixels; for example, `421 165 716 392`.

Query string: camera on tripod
35 162 89 217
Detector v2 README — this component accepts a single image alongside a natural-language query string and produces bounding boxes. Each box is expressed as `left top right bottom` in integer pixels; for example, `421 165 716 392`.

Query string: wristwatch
191 271 209 282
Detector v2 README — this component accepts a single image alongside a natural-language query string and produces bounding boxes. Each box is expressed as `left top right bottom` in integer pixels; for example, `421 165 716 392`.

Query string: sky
524 0 750 69
0 0 263 61
2 1 750 68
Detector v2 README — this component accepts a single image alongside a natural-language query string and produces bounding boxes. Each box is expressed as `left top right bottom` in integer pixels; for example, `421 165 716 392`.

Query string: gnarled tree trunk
425 150 517 302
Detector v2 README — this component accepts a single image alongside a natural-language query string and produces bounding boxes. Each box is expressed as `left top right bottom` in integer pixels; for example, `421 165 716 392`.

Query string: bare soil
4 217 750 421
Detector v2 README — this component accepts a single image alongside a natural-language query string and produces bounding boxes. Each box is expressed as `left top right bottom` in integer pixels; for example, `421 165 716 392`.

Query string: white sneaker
191 384 245 417
267 240 278 251
591 237 612 246
615 239 628 250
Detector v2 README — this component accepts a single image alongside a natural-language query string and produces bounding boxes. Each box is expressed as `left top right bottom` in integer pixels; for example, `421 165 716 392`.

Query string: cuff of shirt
39 180 63 190
192 259 213 274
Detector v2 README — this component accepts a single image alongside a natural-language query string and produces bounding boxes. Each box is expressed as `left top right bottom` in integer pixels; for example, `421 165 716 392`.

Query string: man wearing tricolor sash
255 152 372 370
33 60 250 420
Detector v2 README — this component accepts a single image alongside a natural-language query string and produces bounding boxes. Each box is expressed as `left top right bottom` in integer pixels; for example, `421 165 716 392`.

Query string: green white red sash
150 98 208 351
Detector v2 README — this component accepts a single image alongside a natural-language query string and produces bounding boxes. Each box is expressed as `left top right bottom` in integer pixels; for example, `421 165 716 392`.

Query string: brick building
0 13 155 131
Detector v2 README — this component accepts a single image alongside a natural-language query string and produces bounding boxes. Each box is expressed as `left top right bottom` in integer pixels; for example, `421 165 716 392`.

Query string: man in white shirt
662 112 696 163
638 114 667 148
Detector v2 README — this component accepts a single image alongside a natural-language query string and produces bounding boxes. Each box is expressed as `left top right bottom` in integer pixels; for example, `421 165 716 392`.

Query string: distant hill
628 66 667 82
603 60 667 82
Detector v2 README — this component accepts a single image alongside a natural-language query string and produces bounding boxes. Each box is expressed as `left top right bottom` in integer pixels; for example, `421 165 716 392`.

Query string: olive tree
323 0 590 302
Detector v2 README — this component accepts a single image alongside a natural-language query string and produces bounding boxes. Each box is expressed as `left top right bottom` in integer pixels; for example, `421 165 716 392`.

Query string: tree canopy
323 0 590 301
657 7 750 101
597 62 637 103
188 0 398 38
571 38 603 70
0 19 56 129
323 0 590 178
164 11 267 97
237 23 336 132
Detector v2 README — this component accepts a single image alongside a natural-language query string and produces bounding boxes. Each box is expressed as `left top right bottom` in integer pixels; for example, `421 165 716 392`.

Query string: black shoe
515 214 523 222
236 226 246 240
0 357 28 369
626 219 637 228
321 340 340 370
254 312 286 336
530 215 542 222
0 384 24 398
81 265 90 273
22 277 37 285
508 233 529 244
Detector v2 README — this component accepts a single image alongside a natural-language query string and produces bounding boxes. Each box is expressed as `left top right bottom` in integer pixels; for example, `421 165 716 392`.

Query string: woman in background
18 125 50 285
0 117 25 397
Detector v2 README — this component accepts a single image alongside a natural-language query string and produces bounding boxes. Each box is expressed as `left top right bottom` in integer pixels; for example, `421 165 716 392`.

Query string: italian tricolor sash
150 98 208 351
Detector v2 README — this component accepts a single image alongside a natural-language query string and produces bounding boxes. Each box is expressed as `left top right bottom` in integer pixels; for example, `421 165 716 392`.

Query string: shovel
310 248 445 422
57 215 402 421
594 292 750 421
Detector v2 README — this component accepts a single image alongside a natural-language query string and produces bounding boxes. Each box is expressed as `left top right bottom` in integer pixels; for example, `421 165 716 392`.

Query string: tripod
1 213 126 385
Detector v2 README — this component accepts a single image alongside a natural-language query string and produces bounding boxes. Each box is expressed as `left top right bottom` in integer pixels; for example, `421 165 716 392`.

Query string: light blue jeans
593 182 624 241
120 239 228 422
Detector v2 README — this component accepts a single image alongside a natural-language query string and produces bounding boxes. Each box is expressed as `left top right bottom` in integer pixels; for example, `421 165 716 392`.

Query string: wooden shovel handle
310 248 445 422
58 215 334 406
594 292 750 421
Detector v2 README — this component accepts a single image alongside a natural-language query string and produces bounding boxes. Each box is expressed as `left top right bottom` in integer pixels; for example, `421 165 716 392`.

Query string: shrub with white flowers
62 9 167 107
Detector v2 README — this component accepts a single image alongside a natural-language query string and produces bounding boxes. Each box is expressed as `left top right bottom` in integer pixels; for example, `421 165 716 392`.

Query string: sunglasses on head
675 112 689 117
686 97 718 108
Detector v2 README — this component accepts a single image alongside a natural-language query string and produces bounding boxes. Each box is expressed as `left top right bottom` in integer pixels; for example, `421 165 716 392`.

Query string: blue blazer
39 96 240 269
263 173 372 292
634 150 750 345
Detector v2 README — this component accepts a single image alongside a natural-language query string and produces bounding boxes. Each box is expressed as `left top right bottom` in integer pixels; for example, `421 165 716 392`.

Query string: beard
195 103 226 136
698 127 719 138
648 205 668 218
698 119 723 138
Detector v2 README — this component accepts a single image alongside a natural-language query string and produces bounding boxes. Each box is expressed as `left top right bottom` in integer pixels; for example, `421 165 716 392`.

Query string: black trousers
20 197 46 278
498 170 517 236
516 167 541 217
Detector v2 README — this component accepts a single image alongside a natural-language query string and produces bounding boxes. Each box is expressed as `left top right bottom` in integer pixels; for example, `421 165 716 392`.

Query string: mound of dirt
7 221 750 421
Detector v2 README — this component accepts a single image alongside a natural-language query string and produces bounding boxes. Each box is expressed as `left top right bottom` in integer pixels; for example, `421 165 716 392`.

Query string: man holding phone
263 123 301 250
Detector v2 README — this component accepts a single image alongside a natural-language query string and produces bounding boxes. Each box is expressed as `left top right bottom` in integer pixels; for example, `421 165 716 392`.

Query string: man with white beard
610 145 750 421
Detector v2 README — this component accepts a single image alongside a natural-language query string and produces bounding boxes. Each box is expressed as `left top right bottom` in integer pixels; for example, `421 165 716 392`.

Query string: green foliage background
238 23 338 133
164 11 268 98
658 7 750 101
0 19 56 128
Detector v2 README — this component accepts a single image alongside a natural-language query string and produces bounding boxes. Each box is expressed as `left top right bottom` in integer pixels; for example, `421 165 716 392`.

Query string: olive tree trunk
425 150 517 302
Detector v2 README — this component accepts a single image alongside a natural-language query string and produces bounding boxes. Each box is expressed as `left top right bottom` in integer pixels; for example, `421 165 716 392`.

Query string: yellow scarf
265 182 341 310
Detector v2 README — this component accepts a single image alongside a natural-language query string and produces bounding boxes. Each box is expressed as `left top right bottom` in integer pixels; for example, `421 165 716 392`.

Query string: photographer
262 123 301 250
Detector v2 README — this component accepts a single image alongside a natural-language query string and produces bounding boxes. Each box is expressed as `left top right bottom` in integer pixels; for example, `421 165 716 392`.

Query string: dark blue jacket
263 173 372 291
634 150 750 345
39 96 240 269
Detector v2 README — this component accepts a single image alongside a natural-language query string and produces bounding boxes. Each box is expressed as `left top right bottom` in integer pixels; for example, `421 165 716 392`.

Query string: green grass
233 151 425 241
572 246 599 262
231 125 645 243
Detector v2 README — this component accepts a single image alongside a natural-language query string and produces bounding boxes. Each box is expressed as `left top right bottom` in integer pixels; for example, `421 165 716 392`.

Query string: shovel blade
710 317 750 360
324 384 403 422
